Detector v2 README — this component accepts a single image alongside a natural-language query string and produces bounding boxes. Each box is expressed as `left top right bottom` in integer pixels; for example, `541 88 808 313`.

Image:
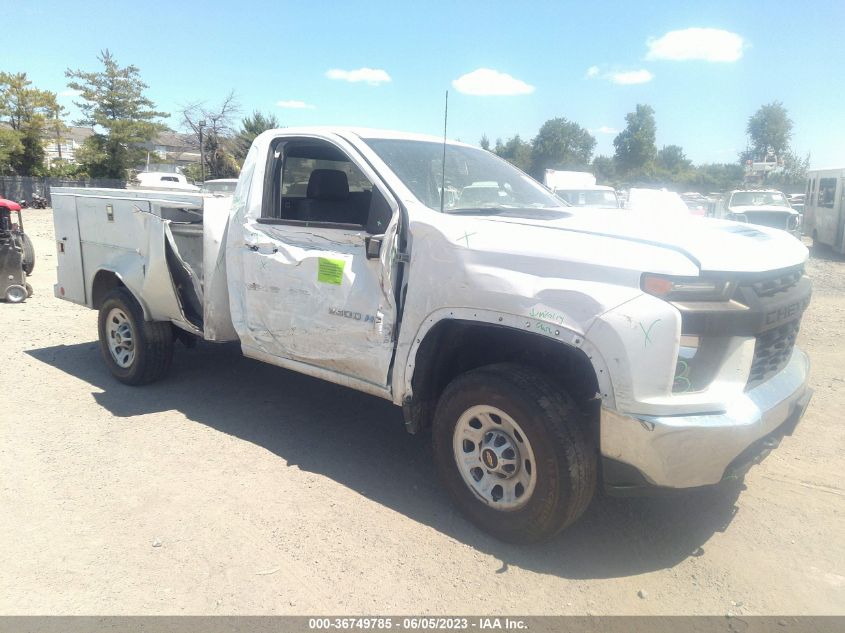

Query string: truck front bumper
600 348 812 492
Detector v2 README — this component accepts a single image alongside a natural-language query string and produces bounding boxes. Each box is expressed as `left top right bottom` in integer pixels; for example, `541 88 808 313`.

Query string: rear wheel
432 363 596 543
19 233 35 275
97 287 174 385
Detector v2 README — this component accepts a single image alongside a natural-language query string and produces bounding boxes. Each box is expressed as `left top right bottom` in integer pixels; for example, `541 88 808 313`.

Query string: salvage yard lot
1 209 842 615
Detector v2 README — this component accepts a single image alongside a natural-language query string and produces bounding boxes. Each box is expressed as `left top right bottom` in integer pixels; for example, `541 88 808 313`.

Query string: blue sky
5 0 845 167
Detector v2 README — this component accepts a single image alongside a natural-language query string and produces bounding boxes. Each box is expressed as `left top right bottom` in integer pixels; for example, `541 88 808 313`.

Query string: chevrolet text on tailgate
51 128 813 543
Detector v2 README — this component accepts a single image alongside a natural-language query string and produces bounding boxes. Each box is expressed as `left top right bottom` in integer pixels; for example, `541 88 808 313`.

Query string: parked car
51 127 813 543
201 178 238 195
626 188 690 216
724 189 801 239
554 186 620 209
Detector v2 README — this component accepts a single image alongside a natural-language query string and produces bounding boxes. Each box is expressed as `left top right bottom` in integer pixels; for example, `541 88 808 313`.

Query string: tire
4 284 27 303
25 283 33 297
97 287 174 385
432 363 596 544
19 233 35 275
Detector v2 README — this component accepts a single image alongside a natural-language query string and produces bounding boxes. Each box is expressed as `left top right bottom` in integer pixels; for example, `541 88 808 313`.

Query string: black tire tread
98 287 173 385
432 362 596 543
20 233 35 275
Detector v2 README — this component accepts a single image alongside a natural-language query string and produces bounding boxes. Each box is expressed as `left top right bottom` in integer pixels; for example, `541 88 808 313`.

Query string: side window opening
269 141 375 227
819 178 837 209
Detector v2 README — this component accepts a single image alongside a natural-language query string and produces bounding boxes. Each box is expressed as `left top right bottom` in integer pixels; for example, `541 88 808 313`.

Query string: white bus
804 168 845 254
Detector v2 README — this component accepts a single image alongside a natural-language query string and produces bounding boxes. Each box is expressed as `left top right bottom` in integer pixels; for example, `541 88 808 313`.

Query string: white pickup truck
51 127 813 543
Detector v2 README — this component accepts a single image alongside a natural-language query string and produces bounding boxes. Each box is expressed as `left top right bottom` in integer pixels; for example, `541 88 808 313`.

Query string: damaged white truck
52 128 813 543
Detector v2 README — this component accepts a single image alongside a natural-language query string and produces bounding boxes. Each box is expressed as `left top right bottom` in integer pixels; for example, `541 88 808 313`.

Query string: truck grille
740 212 798 232
748 319 801 387
741 266 806 389
748 266 804 298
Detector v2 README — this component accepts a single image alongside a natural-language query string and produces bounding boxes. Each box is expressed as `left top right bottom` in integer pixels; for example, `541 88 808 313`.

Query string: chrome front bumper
600 348 812 489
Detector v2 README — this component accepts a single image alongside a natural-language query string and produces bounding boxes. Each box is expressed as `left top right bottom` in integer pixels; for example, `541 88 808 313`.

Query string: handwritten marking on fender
456 231 477 247
529 307 567 326
639 318 661 347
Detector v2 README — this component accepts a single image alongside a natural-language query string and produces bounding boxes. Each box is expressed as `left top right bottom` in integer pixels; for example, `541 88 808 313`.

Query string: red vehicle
0 197 35 302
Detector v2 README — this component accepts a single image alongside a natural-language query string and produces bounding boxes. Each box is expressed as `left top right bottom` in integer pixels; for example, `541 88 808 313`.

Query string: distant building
44 126 95 166
139 132 200 171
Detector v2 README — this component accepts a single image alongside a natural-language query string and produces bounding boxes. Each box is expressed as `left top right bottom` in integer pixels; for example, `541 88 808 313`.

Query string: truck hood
470 209 807 273
728 204 798 216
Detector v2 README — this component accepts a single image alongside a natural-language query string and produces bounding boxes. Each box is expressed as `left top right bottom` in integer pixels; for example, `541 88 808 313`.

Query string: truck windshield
730 192 790 207
363 139 566 214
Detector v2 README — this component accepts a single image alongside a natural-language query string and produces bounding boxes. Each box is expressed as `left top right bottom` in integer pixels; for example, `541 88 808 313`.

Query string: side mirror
365 234 384 259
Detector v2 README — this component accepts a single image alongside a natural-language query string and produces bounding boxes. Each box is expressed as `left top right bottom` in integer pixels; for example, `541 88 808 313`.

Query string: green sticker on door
317 257 345 285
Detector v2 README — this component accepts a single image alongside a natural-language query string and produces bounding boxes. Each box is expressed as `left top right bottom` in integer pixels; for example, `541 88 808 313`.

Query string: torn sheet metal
229 220 397 387
201 196 238 341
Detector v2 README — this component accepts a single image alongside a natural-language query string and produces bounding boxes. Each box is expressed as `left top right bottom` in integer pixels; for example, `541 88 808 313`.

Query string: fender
397 306 617 411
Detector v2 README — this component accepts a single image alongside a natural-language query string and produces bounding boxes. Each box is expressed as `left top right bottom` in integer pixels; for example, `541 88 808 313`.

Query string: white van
134 172 200 192
804 168 845 253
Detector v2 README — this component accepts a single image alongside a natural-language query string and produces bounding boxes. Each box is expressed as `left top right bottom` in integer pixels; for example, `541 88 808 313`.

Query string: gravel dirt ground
0 209 842 615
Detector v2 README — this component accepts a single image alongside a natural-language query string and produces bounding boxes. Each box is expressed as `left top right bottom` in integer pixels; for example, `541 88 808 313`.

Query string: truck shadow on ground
28 340 744 581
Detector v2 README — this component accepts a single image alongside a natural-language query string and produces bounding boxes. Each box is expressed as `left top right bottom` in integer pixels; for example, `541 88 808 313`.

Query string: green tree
613 104 657 174
0 72 58 174
744 101 792 161
681 163 745 192
235 110 279 163
656 144 691 173
44 100 69 164
65 50 169 179
530 117 595 177
591 155 616 183
479 134 490 151
0 127 23 173
493 134 533 173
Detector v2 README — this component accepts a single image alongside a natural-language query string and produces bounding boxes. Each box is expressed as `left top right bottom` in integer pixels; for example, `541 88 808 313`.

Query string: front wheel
4 284 27 303
98 287 174 385
432 363 596 543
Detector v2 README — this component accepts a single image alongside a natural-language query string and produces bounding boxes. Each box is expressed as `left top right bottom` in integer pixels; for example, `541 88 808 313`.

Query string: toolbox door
52 193 86 304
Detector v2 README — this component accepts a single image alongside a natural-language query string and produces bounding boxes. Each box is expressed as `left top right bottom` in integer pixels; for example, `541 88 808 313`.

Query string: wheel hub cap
480 431 519 478
106 308 136 368
452 405 537 511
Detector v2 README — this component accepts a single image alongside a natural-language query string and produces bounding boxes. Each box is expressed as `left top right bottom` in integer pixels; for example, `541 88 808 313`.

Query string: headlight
641 273 736 302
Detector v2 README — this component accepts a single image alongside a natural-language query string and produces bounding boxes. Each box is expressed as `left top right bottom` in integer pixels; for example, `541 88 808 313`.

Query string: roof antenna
440 90 448 212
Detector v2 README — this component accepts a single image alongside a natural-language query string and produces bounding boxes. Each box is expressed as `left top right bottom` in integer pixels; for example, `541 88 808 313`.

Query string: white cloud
451 68 534 96
608 69 654 85
276 99 315 109
585 65 600 78
646 28 745 62
596 126 619 134
59 89 82 97
325 67 391 85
